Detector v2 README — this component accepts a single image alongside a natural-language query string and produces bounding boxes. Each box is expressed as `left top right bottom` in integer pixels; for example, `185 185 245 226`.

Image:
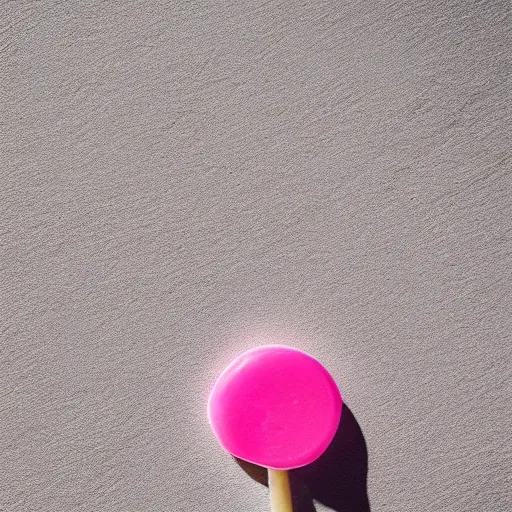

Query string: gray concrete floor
2 1 511 511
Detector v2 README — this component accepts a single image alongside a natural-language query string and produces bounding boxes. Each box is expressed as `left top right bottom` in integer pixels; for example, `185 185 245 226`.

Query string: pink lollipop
208 345 342 512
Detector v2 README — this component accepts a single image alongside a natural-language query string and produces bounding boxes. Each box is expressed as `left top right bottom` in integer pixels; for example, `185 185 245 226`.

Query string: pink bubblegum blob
208 345 342 470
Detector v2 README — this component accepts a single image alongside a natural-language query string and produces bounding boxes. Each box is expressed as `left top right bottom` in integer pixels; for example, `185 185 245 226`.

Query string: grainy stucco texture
1 1 511 511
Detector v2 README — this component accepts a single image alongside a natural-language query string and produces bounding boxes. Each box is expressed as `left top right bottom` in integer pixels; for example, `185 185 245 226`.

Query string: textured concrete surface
1 1 511 511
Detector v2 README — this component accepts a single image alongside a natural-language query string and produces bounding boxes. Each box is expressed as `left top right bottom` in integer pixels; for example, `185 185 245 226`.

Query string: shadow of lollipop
235 403 370 512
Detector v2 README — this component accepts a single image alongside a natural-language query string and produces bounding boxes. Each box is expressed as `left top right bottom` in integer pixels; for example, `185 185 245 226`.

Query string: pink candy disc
208 345 342 470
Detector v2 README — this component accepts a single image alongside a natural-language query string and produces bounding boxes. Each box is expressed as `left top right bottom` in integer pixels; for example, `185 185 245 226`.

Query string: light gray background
1 1 511 511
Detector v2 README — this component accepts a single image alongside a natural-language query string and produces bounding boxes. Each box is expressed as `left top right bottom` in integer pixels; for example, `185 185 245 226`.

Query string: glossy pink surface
208 345 342 470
